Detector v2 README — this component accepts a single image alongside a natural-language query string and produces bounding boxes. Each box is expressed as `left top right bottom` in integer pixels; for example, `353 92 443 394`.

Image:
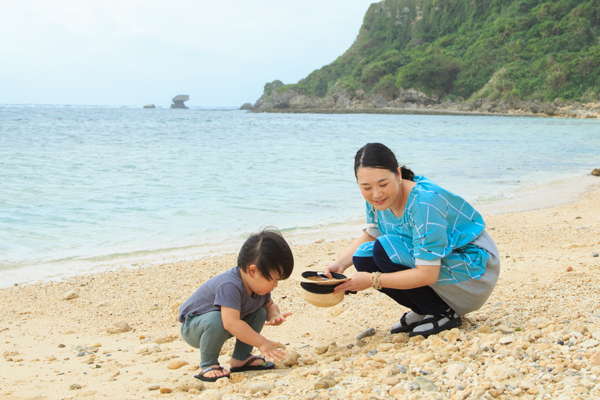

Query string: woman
326 143 500 337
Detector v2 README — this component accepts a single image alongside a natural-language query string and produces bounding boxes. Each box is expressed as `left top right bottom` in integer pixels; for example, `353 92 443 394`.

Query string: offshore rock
143 104 156 109
171 95 189 109
240 103 253 110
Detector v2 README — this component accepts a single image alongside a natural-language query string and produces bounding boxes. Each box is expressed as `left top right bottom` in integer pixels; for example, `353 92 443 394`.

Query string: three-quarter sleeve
407 192 452 262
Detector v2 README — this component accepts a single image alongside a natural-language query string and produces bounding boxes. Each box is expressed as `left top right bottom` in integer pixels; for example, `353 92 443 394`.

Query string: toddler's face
250 272 280 296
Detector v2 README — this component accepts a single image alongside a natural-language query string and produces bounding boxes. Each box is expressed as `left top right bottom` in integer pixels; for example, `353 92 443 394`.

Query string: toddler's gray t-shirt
178 266 271 323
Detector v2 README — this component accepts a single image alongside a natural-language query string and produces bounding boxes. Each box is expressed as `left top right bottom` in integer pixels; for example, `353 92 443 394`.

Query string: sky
0 0 377 107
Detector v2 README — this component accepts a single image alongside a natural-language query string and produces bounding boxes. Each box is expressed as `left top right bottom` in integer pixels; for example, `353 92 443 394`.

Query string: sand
1 179 600 400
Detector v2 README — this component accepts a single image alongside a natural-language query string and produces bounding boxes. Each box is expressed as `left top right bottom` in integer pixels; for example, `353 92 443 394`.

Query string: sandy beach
2 179 600 400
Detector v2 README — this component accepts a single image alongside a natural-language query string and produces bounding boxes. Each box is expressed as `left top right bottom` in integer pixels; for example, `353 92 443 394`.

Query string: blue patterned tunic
354 176 490 286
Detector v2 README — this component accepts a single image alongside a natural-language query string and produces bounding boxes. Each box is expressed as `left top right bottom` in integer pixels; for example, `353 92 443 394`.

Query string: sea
1 105 599 288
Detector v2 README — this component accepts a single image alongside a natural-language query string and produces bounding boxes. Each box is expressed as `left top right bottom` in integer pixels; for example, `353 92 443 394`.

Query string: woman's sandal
230 355 274 373
194 365 230 382
390 311 425 334
409 308 462 338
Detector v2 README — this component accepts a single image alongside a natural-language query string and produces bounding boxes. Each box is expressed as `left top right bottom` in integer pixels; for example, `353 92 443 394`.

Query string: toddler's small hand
265 311 292 326
259 341 286 363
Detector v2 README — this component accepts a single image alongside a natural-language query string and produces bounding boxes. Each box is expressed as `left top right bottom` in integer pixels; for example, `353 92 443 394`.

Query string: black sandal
194 366 230 382
390 311 425 334
230 355 274 373
409 309 462 338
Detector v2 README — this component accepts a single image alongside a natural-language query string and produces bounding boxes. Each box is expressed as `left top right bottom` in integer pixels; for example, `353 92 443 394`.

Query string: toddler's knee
257 307 267 320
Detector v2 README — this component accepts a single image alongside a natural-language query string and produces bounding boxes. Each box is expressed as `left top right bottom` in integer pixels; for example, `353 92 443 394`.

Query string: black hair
354 143 415 181
237 227 294 281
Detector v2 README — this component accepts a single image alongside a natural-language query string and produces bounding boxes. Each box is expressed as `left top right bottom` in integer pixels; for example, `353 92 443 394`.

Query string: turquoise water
1 105 599 286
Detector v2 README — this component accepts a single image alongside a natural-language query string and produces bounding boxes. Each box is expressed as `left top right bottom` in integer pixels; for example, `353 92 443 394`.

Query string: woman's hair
354 143 415 181
237 227 294 281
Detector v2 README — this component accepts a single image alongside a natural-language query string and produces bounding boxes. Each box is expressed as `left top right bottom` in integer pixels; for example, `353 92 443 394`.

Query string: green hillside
283 0 600 103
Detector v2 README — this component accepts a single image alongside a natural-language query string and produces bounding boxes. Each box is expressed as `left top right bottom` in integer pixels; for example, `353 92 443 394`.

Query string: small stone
283 350 300 367
444 328 461 342
229 372 246 383
159 387 172 394
356 327 376 340
106 321 132 334
314 378 336 390
139 343 161 354
167 359 189 369
63 291 79 300
383 376 399 386
592 253 599 257
69 384 82 390
415 376 437 392
591 350 600 365
446 363 466 379
580 339 599 349
147 384 160 391
198 389 222 400
566 266 573 272
58 344 65 348
413 353 435 365
249 382 273 394
499 335 515 345
154 334 177 344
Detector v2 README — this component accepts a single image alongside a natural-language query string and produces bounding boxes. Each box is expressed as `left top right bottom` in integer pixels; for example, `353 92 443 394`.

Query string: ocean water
1 105 599 287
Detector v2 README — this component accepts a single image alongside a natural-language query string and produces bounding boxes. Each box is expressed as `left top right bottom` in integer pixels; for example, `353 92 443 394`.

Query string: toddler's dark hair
237 227 294 281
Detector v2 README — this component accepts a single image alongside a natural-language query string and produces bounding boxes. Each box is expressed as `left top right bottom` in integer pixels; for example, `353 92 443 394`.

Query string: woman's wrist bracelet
371 271 382 290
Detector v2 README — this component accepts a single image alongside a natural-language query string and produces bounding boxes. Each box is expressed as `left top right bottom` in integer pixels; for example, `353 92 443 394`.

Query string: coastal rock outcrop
243 80 600 119
143 104 156 109
171 95 189 109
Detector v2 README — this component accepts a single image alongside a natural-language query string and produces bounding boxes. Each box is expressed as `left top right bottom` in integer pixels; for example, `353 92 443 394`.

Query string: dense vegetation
280 0 600 102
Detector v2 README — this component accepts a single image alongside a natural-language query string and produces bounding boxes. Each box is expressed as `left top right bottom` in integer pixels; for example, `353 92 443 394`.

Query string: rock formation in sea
171 95 189 109
143 104 156 109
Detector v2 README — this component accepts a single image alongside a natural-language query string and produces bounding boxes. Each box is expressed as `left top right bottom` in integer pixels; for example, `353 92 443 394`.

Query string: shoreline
252 107 539 118
1 180 599 399
2 175 598 290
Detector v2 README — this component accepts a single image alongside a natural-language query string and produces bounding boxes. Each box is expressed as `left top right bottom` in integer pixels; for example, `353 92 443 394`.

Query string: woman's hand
324 261 345 278
333 271 373 293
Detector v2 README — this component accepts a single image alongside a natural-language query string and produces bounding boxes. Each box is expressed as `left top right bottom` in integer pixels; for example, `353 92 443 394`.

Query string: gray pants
180 307 267 369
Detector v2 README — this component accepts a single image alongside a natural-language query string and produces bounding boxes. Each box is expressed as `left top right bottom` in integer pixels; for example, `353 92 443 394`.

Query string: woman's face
356 167 402 211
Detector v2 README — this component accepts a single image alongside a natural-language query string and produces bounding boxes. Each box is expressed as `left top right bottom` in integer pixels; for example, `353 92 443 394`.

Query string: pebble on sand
63 291 79 300
198 389 222 400
106 321 132 334
166 359 189 369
